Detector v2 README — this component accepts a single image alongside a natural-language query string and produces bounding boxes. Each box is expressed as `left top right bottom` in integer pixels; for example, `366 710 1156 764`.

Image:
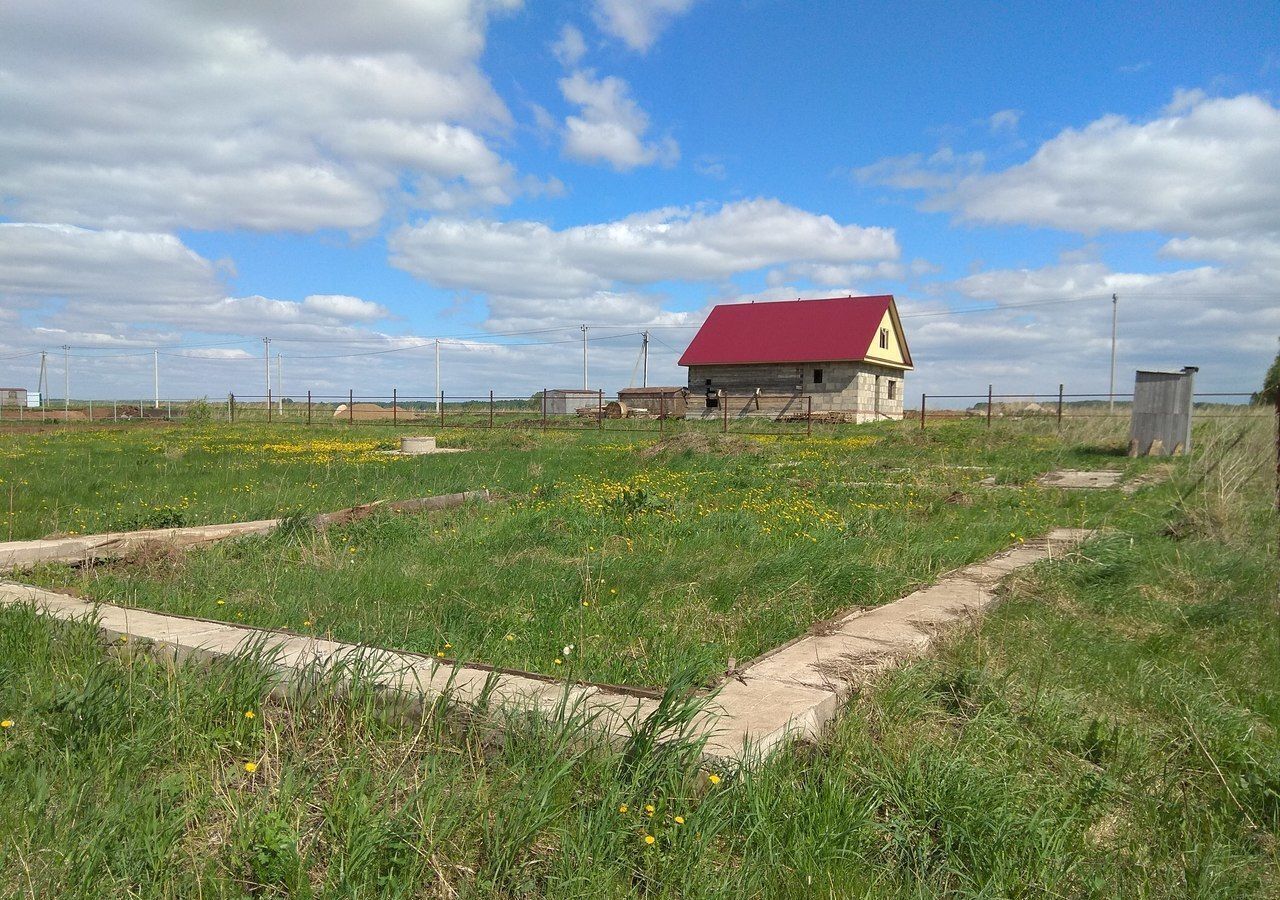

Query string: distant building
617 386 688 418
0 387 29 410
678 295 913 422
544 388 601 415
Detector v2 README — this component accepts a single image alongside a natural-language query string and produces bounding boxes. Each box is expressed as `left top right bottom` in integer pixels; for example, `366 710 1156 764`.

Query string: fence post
166 399 171 420
88 398 93 420
114 399 118 422
721 390 728 433
920 393 926 430
598 389 604 430
986 385 993 429
659 393 665 436
230 393 236 422
267 390 272 423
439 392 445 428
306 390 312 426
348 389 353 425
807 395 812 436
1057 384 1064 430
541 388 547 432
489 390 494 429
393 388 398 426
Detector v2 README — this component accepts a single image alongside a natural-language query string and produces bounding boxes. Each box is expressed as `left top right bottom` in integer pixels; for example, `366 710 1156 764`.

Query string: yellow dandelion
505 633 515 641
643 834 655 845
618 804 628 813
0 720 12 729
303 620 312 626
244 711 255 719
582 600 590 607
673 815 685 825
243 762 258 773
436 651 446 658
609 588 617 594
708 774 721 785
554 658 563 666
216 599 226 605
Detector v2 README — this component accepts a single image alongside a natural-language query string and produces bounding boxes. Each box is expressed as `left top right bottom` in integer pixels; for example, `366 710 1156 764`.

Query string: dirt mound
113 539 187 575
332 403 425 421
639 432 760 458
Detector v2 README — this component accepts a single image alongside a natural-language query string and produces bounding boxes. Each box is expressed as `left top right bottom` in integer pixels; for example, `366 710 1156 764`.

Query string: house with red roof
677 295 913 422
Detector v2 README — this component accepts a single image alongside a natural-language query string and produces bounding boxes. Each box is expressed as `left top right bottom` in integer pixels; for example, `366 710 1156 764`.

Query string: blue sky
1 0 1277 400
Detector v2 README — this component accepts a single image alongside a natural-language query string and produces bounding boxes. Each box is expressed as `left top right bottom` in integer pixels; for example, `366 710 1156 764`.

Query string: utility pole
642 330 649 388
580 324 589 389
276 353 283 414
37 351 47 407
263 337 271 405
62 344 69 415
153 349 160 409
1109 293 1118 415
434 338 441 414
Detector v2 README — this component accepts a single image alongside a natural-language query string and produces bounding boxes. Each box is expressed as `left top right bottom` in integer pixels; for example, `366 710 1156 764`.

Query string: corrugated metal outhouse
1128 367 1197 456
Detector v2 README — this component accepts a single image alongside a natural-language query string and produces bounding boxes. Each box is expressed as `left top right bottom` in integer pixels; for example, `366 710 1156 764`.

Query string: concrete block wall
686 362 906 421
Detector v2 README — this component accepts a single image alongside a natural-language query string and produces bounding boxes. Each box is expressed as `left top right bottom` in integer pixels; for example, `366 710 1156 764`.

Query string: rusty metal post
721 390 728 433
307 390 312 426
598 389 604 430
659 393 665 436
439 392 445 427
920 393 926 430
807 395 812 436
987 384 993 429
393 388 397 426
1057 384 1064 430
348 389 353 425
489 390 494 429
229 393 236 423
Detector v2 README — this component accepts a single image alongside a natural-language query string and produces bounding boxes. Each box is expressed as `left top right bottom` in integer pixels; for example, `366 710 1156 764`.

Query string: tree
1253 346 1280 404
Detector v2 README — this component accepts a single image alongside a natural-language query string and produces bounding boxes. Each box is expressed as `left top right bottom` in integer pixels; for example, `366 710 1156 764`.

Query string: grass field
9 417 1177 686
0 411 1275 896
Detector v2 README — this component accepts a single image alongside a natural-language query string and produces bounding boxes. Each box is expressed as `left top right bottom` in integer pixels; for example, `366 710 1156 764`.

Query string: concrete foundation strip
0 490 490 571
0 527 1091 764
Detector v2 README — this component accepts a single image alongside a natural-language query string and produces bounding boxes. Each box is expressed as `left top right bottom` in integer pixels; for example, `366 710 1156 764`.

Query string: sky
1 0 1278 403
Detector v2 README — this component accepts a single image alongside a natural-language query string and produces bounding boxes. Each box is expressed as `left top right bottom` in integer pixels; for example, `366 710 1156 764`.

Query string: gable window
812 368 823 385
887 380 897 401
879 327 889 350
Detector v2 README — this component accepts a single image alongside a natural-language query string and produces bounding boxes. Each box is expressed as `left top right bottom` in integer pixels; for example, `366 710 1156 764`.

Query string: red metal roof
679 295 909 367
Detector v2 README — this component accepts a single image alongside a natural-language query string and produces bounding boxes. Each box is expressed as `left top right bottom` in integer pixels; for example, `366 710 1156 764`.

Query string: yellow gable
863 309 910 368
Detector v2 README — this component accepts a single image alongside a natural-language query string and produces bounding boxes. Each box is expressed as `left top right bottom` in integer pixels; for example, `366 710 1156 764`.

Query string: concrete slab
0 490 488 572
0 525 1094 767
1037 469 1123 489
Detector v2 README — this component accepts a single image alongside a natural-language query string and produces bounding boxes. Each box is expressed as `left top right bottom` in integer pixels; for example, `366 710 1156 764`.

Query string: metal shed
1129 367 1197 456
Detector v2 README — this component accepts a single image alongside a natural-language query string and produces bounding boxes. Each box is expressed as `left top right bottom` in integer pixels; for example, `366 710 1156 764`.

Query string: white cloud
988 109 1022 133
389 199 900 303
591 0 697 52
552 24 588 67
559 70 679 170
0 0 525 231
937 93 1280 238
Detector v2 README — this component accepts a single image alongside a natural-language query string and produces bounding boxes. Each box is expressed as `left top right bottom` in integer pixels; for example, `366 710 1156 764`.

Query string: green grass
7 417 1180 686
0 411 1275 895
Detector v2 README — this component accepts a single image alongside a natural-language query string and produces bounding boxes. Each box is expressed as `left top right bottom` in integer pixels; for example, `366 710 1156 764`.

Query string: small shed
544 389 601 416
617 386 688 418
1129 367 1197 456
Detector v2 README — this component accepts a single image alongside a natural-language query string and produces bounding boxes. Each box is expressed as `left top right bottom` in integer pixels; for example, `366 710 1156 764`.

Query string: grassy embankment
9 417 1172 686
0 413 1274 896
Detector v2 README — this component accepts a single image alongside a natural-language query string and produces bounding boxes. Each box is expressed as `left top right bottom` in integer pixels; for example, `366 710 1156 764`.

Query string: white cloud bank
389 198 900 328
0 0 525 232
